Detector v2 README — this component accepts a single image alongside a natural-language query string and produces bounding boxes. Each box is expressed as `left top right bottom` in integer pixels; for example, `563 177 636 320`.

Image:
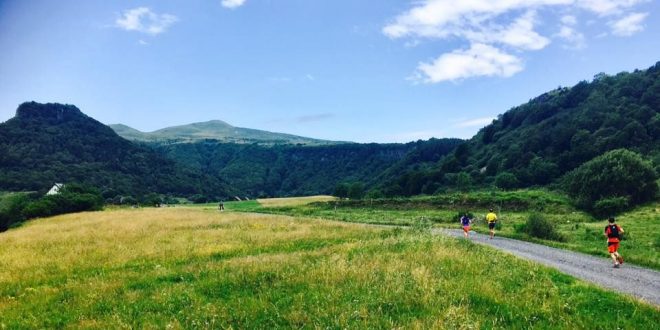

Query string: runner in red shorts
460 213 472 238
604 217 625 268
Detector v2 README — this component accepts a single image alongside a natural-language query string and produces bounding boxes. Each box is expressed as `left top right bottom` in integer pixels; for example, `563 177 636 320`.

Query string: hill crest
110 120 347 146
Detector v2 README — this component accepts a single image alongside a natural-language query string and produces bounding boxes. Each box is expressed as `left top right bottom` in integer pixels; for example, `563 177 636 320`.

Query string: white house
46 183 64 195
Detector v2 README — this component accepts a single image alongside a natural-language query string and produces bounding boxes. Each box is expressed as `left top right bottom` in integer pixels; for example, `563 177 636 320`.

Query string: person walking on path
486 208 498 239
604 217 625 268
219 201 225 212
460 213 472 238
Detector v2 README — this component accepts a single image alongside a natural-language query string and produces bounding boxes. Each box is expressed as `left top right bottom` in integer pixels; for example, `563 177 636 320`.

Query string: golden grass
0 208 658 329
257 195 337 208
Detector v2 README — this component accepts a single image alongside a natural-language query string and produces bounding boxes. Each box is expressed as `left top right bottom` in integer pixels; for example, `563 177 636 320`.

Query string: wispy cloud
268 76 293 83
555 15 586 49
115 7 178 35
296 113 334 123
610 12 648 36
454 117 495 128
413 43 523 83
384 0 649 82
221 0 247 9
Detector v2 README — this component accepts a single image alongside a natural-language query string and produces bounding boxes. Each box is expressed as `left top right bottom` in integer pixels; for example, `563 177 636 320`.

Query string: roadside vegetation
1 208 658 328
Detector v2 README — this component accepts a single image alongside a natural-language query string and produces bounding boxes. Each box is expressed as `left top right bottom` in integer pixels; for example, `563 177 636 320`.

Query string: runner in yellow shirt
486 208 497 239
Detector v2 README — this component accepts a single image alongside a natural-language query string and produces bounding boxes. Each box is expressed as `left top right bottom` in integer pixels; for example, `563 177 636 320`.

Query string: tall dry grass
0 208 657 329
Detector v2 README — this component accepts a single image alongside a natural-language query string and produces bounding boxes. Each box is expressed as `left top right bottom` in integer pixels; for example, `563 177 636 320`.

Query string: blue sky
0 0 658 143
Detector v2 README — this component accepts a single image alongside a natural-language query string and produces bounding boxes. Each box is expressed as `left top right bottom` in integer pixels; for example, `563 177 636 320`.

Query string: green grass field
1 207 658 328
224 191 660 270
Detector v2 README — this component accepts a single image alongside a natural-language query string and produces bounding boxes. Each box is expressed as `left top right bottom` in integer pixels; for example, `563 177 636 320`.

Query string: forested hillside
152 139 462 197
380 62 660 196
0 102 233 199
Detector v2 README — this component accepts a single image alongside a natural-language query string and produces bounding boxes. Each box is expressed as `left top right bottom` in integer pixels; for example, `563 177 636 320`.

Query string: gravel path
433 229 660 306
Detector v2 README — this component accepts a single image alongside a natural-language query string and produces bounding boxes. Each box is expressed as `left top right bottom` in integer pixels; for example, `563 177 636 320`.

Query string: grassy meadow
1 207 659 328
224 191 660 270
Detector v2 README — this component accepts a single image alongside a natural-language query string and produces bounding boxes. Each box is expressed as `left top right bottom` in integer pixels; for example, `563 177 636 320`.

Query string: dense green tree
347 182 365 200
563 149 658 214
334 183 350 199
495 172 519 190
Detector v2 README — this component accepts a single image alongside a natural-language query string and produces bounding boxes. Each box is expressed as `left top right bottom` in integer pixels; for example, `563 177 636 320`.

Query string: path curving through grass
438 229 660 306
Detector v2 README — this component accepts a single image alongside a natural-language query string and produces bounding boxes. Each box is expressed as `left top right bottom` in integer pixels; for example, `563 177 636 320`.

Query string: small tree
334 183 350 199
347 182 365 200
563 149 658 213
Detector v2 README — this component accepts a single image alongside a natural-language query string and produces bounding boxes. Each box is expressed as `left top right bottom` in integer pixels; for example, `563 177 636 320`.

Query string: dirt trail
433 229 660 306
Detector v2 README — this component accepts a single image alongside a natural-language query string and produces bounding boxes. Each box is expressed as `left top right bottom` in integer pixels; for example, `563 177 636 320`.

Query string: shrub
0 193 33 231
593 196 629 217
347 182 365 200
495 172 519 190
365 189 385 199
563 149 658 214
189 194 208 204
524 213 564 241
22 184 103 219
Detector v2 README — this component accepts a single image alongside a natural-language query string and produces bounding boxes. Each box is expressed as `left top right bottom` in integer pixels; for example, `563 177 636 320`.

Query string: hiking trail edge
433 229 660 306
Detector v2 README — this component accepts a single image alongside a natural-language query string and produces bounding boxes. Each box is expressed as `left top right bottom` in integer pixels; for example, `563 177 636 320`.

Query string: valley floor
0 207 658 328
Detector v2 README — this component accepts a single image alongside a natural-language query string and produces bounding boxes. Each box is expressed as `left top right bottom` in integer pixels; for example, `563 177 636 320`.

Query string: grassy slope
0 208 657 328
229 191 660 270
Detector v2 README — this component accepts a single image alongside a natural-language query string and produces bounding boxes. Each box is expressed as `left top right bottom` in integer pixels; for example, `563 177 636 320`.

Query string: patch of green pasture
233 194 660 270
1 222 658 329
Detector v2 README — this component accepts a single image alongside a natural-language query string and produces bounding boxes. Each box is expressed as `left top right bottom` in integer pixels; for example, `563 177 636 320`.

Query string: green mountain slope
381 62 660 196
152 139 462 197
110 120 345 146
0 102 233 198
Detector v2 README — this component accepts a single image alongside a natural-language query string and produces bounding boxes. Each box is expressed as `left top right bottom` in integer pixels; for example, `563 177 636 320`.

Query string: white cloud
556 25 586 48
561 15 578 25
415 43 523 83
384 0 649 82
609 12 648 36
556 15 586 48
455 117 496 128
221 0 246 9
116 7 178 35
577 0 647 16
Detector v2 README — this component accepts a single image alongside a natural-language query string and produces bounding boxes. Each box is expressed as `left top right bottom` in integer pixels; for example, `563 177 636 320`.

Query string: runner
604 217 625 268
486 208 497 239
460 213 472 238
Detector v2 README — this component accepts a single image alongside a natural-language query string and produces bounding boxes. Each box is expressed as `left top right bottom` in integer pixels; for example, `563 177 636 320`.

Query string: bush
523 213 564 241
347 182 365 200
21 184 103 219
593 196 629 217
0 193 33 231
189 194 208 204
23 193 103 219
563 149 658 214
495 172 519 190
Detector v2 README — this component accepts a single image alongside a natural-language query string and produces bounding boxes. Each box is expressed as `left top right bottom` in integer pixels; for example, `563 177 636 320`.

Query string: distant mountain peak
111 120 346 146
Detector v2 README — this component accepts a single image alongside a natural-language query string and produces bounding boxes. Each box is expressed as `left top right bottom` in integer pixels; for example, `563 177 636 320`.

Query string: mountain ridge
110 120 349 146
0 102 233 198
